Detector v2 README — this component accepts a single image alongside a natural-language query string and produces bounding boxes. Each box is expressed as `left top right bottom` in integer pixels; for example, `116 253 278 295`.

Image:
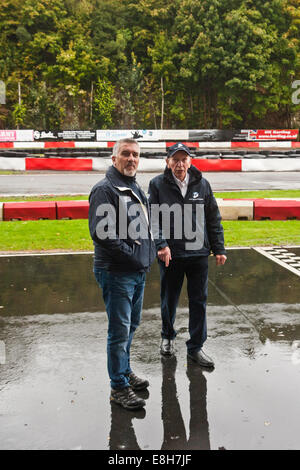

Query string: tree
93 78 115 128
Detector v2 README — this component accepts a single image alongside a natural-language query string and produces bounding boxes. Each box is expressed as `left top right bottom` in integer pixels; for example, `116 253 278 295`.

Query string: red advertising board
247 129 298 140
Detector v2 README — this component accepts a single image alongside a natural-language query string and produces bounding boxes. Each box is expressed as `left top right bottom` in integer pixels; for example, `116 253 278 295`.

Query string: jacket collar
106 165 137 188
163 164 202 186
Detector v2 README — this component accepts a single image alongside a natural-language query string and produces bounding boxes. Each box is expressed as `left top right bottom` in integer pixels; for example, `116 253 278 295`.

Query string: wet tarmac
1 171 300 196
0 249 299 450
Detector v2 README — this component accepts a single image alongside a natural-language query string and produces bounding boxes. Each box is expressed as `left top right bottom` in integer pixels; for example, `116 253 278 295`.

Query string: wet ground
0 248 299 450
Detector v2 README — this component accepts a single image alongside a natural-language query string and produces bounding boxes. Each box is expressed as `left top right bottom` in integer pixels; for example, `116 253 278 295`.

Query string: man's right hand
158 246 172 267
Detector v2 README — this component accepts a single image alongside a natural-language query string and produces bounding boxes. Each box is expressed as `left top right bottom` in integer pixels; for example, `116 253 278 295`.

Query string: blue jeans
94 269 146 390
159 256 208 353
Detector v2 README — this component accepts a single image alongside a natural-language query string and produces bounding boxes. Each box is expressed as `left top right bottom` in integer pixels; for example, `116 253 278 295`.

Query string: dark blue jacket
89 165 156 272
148 165 226 258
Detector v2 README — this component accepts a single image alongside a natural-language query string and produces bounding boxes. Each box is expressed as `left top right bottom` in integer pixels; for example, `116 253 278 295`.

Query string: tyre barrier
1 199 300 222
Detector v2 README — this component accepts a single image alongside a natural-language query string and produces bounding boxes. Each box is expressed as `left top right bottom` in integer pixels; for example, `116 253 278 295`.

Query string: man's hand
216 254 227 266
158 246 172 267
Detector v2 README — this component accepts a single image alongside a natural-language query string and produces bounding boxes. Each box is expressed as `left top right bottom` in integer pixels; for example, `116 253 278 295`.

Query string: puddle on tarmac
0 249 299 450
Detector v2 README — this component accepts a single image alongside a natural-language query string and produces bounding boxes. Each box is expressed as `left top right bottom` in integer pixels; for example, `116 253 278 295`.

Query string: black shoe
127 372 149 391
110 387 146 410
187 349 215 369
160 338 175 356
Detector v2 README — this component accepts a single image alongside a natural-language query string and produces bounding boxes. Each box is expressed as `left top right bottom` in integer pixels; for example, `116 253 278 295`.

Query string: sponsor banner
189 129 238 141
0 130 33 142
160 130 189 140
34 130 97 141
0 130 16 141
239 129 298 141
97 129 162 141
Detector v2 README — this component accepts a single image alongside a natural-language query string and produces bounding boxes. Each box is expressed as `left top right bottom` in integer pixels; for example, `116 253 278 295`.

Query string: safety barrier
0 157 26 171
1 199 300 221
241 159 300 172
25 157 93 171
1 140 300 150
216 199 254 220
192 159 242 172
56 200 89 219
2 156 300 172
254 200 300 220
3 201 57 221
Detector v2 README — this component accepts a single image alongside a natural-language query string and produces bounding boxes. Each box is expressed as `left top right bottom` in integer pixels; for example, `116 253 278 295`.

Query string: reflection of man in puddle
109 400 147 450
161 357 210 450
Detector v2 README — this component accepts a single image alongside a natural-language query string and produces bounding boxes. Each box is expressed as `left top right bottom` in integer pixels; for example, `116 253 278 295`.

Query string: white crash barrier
216 199 254 220
0 157 26 171
242 158 300 172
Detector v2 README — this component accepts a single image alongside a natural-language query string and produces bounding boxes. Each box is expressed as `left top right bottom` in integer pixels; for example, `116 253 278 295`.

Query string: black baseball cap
167 142 192 158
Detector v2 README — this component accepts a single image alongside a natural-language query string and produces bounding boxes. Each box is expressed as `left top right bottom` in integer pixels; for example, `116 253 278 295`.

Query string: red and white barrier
0 156 300 172
1 199 300 222
1 139 300 171
1 140 300 150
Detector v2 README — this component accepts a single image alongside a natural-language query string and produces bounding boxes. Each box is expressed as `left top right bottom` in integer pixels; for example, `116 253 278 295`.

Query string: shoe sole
160 349 174 356
187 354 215 369
130 382 149 391
110 397 145 410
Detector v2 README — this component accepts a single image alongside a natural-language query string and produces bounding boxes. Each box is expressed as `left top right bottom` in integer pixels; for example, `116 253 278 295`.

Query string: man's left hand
216 254 227 266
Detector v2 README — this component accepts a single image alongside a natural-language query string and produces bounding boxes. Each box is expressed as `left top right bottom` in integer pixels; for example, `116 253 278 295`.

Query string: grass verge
0 219 299 252
0 189 300 202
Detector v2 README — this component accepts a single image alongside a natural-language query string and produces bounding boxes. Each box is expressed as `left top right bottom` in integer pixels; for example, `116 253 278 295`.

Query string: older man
89 138 155 410
148 143 227 368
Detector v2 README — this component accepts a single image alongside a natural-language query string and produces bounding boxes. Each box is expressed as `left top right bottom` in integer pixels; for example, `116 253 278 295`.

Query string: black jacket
148 165 226 258
89 165 156 272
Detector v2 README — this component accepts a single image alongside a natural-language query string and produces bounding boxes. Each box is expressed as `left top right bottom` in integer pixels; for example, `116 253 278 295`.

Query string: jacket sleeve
148 179 169 251
204 182 226 255
89 185 134 261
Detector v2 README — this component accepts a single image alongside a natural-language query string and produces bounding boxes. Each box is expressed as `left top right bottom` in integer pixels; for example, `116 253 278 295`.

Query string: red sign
247 130 298 140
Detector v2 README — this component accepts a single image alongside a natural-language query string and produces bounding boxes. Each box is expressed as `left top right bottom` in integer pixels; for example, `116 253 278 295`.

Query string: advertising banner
0 130 34 141
34 130 96 141
0 130 16 141
96 129 163 141
239 129 298 141
189 130 238 141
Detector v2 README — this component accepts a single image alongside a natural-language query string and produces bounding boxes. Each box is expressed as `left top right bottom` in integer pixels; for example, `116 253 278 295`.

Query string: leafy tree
93 78 115 128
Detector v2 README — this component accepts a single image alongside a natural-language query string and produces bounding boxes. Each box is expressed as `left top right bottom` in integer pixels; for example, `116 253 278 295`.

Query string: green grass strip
0 189 300 202
0 219 299 252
